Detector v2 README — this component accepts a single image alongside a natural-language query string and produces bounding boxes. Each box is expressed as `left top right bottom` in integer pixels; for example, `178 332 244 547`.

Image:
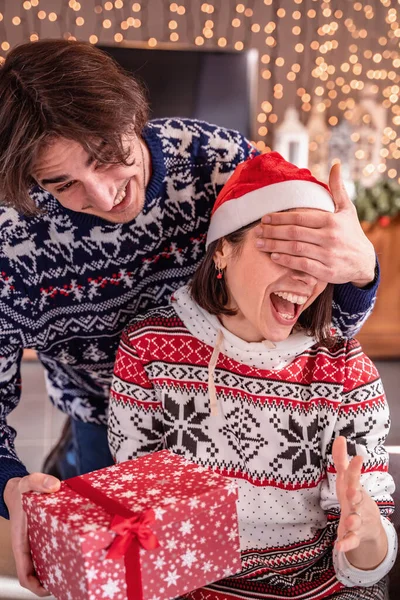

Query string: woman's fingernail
262 215 271 223
255 239 264 248
255 226 263 236
271 253 280 260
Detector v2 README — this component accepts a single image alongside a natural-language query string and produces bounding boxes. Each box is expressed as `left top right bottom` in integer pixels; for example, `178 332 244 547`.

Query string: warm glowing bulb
1 41 9 51
148 37 157 47
89 35 98 43
195 36 204 45
49 12 57 21
12 16 21 25
114 33 123 42
235 41 244 51
102 19 112 28
170 32 179 41
218 37 227 47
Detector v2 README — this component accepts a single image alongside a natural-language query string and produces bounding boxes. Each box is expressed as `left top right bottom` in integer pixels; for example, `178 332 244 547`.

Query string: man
0 40 377 596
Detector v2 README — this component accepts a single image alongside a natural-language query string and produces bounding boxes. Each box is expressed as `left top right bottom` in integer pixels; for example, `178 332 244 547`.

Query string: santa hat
206 152 334 247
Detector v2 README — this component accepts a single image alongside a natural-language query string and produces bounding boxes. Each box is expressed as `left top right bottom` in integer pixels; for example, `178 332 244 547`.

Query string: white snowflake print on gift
23 450 242 600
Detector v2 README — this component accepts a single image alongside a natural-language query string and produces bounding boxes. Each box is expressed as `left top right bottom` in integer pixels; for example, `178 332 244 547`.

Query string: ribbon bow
107 509 159 559
65 475 161 599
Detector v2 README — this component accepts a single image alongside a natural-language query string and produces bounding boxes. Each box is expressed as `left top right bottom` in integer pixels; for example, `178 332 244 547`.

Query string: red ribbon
66 475 159 600
107 511 159 559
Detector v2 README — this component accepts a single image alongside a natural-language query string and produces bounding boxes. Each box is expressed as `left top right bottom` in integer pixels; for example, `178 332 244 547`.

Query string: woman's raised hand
332 436 388 569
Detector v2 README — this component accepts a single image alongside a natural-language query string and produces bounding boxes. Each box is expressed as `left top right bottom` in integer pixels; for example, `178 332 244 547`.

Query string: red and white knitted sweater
108 286 396 600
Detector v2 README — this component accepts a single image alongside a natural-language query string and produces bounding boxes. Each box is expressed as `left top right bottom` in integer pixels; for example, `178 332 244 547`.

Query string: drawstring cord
208 329 224 417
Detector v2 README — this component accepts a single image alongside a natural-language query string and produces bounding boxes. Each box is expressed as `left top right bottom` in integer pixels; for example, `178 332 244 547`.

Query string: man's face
33 136 149 224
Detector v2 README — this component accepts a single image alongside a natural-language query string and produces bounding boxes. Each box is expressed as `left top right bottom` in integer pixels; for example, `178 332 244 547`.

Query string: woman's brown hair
190 223 335 346
0 39 149 214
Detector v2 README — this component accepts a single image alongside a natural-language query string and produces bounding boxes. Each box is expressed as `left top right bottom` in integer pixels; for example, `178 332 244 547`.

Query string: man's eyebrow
39 155 94 186
40 174 70 186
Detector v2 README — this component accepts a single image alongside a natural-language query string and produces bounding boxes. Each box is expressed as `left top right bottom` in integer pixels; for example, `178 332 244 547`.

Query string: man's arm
4 474 60 597
331 262 379 338
0 343 61 595
0 345 30 517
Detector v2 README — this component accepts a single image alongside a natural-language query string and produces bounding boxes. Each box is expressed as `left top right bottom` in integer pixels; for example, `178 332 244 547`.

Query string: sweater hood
171 285 318 371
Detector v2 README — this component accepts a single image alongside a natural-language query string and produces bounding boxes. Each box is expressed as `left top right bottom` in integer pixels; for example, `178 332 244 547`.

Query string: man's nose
84 174 116 212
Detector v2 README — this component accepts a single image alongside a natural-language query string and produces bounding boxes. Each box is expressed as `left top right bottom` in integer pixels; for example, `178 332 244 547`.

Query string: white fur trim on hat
206 179 335 248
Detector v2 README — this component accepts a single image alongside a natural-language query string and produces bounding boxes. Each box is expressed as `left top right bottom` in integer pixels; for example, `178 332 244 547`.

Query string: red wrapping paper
22 450 241 600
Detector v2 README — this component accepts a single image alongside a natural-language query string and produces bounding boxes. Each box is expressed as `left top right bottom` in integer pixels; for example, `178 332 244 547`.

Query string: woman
108 152 396 599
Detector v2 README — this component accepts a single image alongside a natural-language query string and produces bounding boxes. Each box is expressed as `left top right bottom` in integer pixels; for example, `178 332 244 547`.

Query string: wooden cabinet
356 216 400 358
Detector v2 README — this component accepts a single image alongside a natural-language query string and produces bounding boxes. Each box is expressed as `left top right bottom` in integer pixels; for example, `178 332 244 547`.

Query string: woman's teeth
274 291 308 305
280 313 295 320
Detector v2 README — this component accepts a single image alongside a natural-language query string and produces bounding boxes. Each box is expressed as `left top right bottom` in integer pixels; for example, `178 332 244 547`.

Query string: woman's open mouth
269 291 308 326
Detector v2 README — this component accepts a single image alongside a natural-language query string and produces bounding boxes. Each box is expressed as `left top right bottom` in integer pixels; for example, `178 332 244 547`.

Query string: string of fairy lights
0 0 399 182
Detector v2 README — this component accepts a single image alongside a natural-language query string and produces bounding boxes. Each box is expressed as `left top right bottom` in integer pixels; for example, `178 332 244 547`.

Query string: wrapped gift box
23 450 241 600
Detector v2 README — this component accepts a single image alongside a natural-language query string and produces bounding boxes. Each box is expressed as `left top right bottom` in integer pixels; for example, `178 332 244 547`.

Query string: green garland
354 178 400 225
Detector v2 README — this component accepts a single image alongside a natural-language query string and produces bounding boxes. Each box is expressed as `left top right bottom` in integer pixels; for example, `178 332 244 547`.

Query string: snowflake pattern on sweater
108 294 395 600
0 117 378 519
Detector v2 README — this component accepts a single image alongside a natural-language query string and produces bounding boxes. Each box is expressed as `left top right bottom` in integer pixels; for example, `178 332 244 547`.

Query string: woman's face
215 214 328 343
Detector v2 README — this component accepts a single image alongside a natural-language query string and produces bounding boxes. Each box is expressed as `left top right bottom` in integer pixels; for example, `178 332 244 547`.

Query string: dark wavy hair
190 222 335 346
0 39 149 214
